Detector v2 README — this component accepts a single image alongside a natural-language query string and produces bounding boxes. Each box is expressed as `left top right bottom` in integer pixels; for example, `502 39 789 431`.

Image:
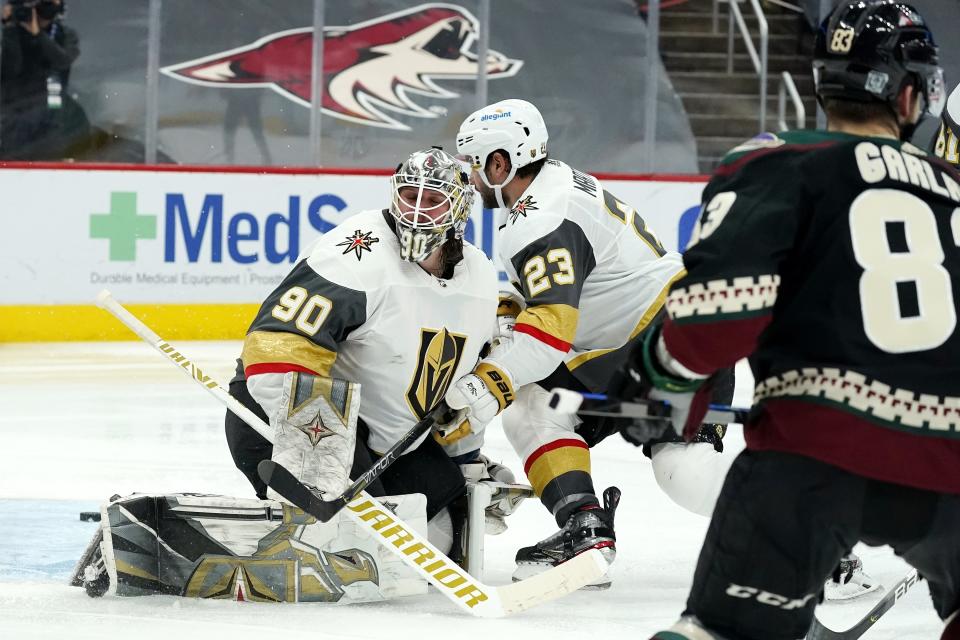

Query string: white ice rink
0 342 943 639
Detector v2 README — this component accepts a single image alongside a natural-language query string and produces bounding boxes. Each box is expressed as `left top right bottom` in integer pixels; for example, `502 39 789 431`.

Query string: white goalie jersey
486 159 684 391
241 208 498 454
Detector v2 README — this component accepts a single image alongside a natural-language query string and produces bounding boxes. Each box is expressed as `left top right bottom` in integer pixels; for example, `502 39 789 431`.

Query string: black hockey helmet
813 1 945 119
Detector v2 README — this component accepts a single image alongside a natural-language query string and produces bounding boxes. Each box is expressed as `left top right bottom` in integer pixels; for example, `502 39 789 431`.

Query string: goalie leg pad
84 492 430 603
270 372 360 498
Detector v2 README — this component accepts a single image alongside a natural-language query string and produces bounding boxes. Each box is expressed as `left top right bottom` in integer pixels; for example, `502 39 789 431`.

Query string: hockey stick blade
548 388 750 424
263 459 610 617
258 460 347 521
257 402 454 522
806 569 921 640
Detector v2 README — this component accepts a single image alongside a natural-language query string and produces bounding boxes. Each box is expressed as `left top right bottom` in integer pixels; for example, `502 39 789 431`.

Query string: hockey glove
493 296 520 348
613 325 714 442
445 361 515 425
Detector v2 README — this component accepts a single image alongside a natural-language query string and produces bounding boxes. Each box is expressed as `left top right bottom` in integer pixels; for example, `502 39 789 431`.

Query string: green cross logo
89 192 157 261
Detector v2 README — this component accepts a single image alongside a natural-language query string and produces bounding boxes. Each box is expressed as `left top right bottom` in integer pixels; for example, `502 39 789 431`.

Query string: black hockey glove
611 324 714 443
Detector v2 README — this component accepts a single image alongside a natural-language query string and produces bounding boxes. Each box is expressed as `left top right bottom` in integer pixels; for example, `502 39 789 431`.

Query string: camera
9 0 63 23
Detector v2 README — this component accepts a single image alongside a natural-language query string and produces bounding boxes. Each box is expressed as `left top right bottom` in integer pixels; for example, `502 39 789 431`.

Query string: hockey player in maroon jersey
620 2 960 639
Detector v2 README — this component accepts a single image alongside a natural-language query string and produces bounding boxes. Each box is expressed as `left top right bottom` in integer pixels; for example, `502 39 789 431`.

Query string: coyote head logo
161 3 523 130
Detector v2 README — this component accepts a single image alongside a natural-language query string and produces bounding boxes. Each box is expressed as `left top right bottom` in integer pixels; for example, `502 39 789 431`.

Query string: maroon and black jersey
662 129 960 494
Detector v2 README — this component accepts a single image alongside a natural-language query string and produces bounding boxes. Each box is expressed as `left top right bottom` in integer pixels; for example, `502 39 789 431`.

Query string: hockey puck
80 511 101 522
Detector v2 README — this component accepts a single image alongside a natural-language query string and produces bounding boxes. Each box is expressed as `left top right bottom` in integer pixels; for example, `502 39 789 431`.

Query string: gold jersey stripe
516 303 579 344
565 268 686 371
242 330 337 376
526 444 591 496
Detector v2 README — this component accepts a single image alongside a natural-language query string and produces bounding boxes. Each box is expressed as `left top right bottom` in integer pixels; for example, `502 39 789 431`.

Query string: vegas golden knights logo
406 328 467 419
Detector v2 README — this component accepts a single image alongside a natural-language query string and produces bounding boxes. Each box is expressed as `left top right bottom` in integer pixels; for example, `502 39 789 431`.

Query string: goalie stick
805 569 921 640
258 399 455 522
547 388 750 424
95 289 609 617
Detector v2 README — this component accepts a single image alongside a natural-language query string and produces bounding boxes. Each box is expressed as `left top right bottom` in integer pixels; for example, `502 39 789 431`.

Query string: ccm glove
445 362 515 425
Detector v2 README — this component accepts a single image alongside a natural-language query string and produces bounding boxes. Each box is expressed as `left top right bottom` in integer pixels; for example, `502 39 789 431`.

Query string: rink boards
0 163 707 341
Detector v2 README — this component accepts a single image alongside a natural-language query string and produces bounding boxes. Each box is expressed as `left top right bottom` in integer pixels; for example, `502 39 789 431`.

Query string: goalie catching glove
445 361 516 425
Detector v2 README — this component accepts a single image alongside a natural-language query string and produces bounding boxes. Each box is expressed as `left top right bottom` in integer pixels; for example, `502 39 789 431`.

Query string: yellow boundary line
1 304 259 342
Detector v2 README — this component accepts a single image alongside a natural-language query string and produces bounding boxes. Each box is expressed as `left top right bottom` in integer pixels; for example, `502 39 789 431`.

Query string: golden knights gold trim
475 362 515 411
182 503 379 603
526 445 591 496
242 330 338 376
405 327 468 419
285 372 357 446
517 303 579 344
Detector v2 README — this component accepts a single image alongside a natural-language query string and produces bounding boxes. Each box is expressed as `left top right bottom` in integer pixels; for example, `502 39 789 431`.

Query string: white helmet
456 99 548 208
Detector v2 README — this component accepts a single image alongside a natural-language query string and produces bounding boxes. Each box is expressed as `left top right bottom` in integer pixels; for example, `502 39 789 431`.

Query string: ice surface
0 343 942 639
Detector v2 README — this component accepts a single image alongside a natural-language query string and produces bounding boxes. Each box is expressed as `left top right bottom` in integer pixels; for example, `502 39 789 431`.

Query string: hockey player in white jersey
444 100 734 587
224 148 512 555
931 81 959 166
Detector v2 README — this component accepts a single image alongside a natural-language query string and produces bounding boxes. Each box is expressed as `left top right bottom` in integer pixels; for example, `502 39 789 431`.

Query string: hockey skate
460 454 520 534
824 552 882 601
513 486 620 590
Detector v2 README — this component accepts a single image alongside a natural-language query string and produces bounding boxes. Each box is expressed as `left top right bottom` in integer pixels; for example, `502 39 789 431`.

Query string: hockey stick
257 399 455 522
805 569 921 640
95 289 608 617
548 388 750 424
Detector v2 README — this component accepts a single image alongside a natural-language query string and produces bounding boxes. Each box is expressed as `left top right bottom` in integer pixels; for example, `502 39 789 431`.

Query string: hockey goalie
72 148 531 605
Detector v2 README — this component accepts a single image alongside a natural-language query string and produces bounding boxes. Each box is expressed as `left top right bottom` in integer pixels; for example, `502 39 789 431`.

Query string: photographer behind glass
1 0 81 159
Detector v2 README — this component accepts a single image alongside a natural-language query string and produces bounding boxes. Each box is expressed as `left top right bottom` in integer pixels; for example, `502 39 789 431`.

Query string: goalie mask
389 148 474 263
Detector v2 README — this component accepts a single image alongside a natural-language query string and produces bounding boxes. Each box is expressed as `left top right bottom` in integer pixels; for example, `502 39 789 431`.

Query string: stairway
659 0 818 173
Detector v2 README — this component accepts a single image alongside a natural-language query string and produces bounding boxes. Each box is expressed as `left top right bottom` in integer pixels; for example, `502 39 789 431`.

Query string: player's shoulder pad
305 209 398 289
716 130 840 175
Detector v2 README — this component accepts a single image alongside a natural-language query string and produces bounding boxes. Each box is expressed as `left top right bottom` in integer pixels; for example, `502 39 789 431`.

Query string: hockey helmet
389 148 474 263
456 99 548 196
813 0 944 121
